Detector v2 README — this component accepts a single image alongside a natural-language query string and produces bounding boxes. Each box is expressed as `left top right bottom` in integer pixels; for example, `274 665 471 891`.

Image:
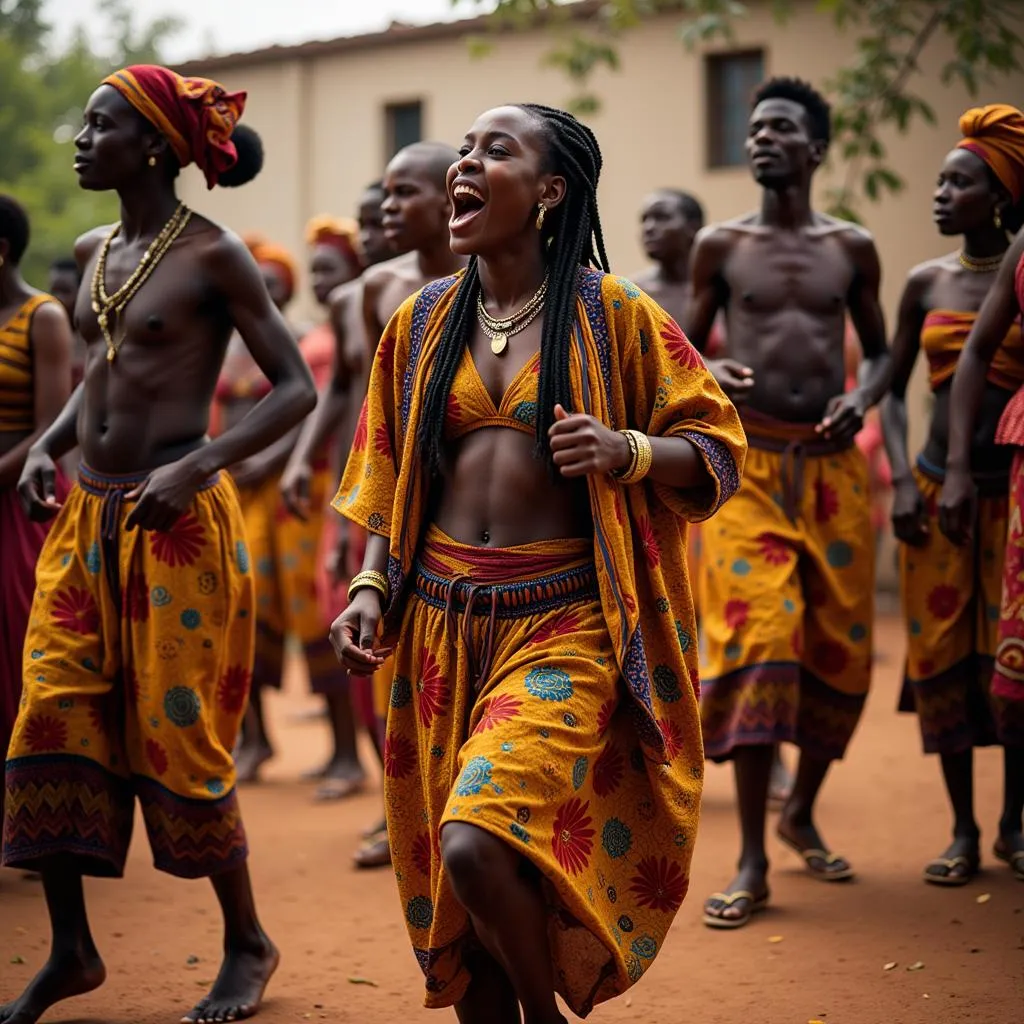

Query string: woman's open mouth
450 183 486 231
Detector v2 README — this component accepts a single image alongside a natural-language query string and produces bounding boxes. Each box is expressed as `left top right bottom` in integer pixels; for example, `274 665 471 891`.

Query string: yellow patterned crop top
0 294 57 432
921 309 1024 392
444 347 541 439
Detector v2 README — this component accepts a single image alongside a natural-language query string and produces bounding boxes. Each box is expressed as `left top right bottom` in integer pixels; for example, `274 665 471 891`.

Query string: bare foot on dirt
0 949 106 1024
182 934 279 1023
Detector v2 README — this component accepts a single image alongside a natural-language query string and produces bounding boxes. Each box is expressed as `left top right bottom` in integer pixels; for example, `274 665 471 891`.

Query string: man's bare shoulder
328 277 362 318
74 225 114 270
815 213 876 248
362 252 419 290
631 267 658 290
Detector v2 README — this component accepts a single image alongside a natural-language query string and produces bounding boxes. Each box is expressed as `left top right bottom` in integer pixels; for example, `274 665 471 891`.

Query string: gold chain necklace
91 203 193 362
477 276 548 356
959 249 1006 274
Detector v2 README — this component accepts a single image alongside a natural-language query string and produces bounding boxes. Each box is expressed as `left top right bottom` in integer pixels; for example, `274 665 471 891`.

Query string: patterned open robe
333 269 745 1013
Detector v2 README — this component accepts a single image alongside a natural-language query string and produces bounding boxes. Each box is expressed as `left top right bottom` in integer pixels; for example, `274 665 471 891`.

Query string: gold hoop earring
536 204 546 231
0 255 4 268
995 208 1003 231
148 156 157 167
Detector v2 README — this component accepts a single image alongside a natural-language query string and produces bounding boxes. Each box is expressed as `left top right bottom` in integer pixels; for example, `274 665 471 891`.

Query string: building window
385 101 423 159
706 50 765 169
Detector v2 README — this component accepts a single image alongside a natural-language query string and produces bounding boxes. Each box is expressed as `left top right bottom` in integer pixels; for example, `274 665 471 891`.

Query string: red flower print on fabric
637 515 661 569
551 798 595 875
376 333 395 374
473 693 523 734
812 640 849 676
814 478 840 523
927 584 960 620
384 733 416 779
592 742 626 797
417 649 449 728
123 572 149 623
530 608 584 646
596 698 616 736
146 738 169 776
149 513 207 568
661 320 702 369
629 855 688 913
724 599 749 631
87 698 106 736
412 832 434 876
374 423 392 458
757 532 790 567
352 403 368 452
657 717 684 761
51 586 100 636
446 392 462 425
124 666 141 705
217 665 251 714
24 714 68 752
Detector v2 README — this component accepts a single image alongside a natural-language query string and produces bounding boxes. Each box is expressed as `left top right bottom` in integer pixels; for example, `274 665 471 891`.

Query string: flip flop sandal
993 844 1024 882
922 855 978 886
354 833 392 870
777 832 855 881
313 777 366 803
702 890 769 930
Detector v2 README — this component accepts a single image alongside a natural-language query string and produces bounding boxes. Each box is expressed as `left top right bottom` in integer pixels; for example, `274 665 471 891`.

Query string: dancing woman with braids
329 104 745 1022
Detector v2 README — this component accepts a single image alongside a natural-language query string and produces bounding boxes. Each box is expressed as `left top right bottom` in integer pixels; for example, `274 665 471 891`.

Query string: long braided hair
417 103 611 473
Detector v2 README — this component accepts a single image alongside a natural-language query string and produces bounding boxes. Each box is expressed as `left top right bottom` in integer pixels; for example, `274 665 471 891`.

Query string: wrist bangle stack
347 570 389 604
612 429 653 485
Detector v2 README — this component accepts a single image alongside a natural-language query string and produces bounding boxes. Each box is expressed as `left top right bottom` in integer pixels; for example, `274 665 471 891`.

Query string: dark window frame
385 100 424 160
705 49 766 169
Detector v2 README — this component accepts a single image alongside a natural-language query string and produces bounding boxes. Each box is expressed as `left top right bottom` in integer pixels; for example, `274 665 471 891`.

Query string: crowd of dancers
0 56 1022 1024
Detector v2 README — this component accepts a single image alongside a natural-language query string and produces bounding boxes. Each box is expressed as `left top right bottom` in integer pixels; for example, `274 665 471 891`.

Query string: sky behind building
44 0 478 62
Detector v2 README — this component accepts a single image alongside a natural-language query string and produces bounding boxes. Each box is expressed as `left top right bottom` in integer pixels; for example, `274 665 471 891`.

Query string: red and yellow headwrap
242 233 297 302
305 215 362 271
957 104 1024 203
103 64 246 189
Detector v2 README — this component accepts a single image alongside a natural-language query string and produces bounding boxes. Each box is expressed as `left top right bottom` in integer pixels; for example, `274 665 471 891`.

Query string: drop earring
536 204 546 231
995 208 1003 231
148 156 157 167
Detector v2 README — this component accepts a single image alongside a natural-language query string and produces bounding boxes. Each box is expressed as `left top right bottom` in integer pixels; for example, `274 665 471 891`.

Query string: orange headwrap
305 215 362 271
957 104 1024 203
103 64 246 189
242 233 297 302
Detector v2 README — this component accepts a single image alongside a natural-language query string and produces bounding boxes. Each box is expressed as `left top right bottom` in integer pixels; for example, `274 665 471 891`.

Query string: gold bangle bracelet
612 429 639 480
617 430 653 484
347 570 389 603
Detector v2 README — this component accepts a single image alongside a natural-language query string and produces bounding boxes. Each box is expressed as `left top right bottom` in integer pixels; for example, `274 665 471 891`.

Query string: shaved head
387 141 459 192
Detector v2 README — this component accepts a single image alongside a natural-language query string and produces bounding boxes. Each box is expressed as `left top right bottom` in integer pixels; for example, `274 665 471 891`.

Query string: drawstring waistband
77 463 220 610
413 528 597 695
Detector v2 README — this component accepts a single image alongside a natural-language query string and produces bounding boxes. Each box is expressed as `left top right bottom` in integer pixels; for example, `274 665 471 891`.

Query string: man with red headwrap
2 65 316 1024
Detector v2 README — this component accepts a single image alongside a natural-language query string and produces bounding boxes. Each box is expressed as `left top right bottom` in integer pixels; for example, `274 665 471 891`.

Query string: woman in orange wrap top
0 195 74 820
886 104 1024 888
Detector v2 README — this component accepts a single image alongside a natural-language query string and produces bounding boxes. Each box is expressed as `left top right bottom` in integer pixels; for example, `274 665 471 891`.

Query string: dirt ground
2 614 1022 1024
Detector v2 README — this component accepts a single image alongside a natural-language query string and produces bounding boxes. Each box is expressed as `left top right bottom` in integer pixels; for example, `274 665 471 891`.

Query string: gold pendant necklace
477 276 548 357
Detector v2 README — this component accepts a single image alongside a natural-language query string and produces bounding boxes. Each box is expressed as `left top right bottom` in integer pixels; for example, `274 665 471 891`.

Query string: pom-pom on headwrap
957 104 1024 203
103 64 246 189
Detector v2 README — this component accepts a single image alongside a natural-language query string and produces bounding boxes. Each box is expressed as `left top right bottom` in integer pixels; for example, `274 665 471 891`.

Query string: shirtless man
686 77 889 928
634 188 705 327
1 65 315 1024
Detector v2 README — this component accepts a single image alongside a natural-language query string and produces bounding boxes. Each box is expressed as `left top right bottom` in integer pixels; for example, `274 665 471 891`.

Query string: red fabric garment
103 65 245 188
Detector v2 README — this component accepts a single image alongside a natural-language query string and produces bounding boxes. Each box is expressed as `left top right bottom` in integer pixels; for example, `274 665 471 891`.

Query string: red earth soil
2 615 1022 1023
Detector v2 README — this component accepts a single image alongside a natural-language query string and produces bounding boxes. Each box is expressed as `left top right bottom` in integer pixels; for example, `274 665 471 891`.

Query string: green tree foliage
0 0 181 285
452 0 1023 219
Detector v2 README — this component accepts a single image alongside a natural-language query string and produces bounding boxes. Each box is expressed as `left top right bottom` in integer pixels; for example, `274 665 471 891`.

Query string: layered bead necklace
477 276 549 356
91 202 193 362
